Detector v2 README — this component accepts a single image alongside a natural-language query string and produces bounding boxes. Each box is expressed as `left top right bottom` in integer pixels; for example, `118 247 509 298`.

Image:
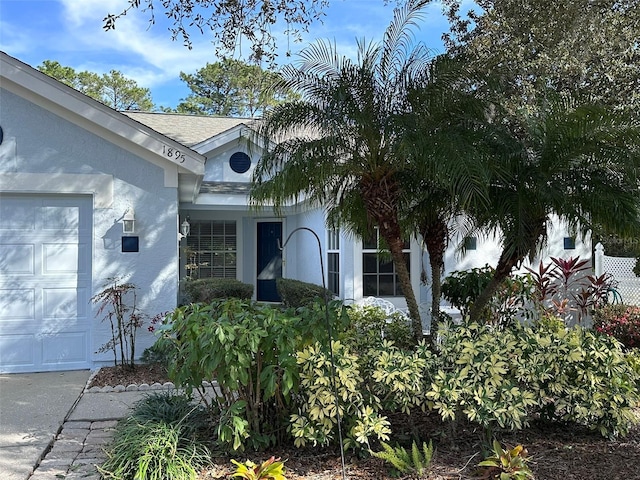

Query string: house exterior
0 52 590 373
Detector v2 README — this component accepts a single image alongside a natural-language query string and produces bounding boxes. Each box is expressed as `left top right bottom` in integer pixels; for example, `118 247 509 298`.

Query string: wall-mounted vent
229 152 251 173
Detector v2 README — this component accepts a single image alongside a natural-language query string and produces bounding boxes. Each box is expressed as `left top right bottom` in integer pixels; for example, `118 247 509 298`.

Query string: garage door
0 194 92 373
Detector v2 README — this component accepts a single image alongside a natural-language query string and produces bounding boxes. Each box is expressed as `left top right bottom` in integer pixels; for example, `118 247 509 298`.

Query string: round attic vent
229 151 251 173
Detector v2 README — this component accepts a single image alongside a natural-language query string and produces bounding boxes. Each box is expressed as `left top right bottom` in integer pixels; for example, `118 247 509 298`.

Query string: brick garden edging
84 368 217 393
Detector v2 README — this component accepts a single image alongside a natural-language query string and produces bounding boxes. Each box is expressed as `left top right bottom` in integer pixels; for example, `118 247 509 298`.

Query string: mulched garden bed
91 364 640 479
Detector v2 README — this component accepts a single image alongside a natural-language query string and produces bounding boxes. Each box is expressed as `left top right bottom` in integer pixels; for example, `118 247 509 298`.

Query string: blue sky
0 0 456 110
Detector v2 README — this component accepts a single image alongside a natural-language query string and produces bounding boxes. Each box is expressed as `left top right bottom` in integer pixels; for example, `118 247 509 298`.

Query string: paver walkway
28 389 157 479
29 420 116 480
26 382 209 479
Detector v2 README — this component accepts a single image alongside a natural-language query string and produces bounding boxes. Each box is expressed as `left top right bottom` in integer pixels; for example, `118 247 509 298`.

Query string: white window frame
361 228 411 297
185 220 238 279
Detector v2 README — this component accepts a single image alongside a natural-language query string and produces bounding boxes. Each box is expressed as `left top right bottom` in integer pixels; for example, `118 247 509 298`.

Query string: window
327 229 340 295
362 230 410 297
229 152 251 173
186 221 237 278
564 237 576 250
464 236 477 250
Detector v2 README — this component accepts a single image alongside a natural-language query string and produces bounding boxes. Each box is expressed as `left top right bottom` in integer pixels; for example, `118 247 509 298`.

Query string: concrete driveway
0 370 90 480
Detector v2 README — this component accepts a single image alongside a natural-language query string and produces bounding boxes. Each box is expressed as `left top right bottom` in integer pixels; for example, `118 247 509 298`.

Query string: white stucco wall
282 210 326 287
202 144 258 183
0 89 180 367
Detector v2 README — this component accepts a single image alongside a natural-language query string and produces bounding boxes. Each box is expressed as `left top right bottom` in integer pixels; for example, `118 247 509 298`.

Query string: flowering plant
593 304 640 349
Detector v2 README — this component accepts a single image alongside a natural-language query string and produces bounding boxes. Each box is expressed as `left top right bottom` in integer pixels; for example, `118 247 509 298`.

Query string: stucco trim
193 124 268 158
0 173 113 207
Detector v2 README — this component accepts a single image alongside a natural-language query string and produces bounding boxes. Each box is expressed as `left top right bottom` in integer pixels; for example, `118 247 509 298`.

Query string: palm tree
467 95 640 323
251 0 431 342
399 54 497 340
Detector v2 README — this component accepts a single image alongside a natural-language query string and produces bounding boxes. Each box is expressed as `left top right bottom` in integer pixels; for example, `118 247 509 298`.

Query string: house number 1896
163 145 186 163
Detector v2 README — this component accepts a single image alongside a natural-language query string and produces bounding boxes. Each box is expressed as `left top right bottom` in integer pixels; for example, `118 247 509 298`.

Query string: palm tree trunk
469 220 547 324
421 217 448 346
361 176 423 342
468 250 518 323
386 235 423 343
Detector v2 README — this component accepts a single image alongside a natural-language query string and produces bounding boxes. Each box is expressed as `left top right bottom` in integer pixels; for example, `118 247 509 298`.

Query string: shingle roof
122 111 256 148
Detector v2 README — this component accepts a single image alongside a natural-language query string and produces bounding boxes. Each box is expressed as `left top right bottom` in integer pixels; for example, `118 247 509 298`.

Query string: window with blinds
186 220 237 279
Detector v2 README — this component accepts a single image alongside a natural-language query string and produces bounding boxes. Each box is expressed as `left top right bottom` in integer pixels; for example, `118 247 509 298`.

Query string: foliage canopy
38 60 155 111
177 59 297 116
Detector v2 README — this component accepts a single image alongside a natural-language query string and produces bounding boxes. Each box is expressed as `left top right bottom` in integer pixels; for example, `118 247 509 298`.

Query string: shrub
441 266 495 317
141 340 176 366
593 304 640 349
91 277 145 369
182 278 253 303
290 341 391 450
368 341 433 414
428 322 539 431
625 349 640 391
526 256 617 323
343 304 414 352
291 339 433 450
158 299 337 451
276 278 334 308
127 392 210 437
428 321 639 438
441 266 531 325
99 393 210 480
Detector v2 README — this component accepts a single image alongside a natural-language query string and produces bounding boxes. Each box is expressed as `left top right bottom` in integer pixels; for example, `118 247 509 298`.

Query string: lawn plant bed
98 299 640 480
88 363 171 388
95 362 640 480
197 411 640 480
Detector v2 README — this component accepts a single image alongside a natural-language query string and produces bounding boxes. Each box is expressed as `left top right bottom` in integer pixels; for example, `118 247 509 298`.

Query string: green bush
99 392 210 480
182 278 253 303
625 349 640 391
291 339 434 450
593 304 640 349
157 299 338 451
368 341 434 414
441 266 495 317
441 266 531 325
128 392 210 437
372 440 434 477
428 322 538 431
428 320 639 438
141 341 176 366
343 304 414 352
276 278 334 308
290 340 391 450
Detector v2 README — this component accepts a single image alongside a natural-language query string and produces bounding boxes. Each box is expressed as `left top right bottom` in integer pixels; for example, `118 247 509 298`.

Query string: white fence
594 243 640 305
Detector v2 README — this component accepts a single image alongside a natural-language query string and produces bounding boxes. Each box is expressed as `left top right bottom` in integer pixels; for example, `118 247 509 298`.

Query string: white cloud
57 0 215 85
0 0 453 108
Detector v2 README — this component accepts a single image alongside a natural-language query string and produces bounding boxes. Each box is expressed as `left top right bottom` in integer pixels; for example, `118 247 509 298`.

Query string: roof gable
0 52 205 179
123 111 256 148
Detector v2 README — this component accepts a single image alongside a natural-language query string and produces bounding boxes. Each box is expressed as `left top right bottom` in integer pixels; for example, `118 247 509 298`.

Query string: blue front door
256 222 282 302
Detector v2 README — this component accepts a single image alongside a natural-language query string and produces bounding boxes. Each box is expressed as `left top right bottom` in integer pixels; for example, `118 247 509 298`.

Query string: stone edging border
84 368 216 393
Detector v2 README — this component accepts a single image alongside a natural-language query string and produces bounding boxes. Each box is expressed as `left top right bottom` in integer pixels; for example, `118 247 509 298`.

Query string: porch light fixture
122 207 135 234
179 218 190 240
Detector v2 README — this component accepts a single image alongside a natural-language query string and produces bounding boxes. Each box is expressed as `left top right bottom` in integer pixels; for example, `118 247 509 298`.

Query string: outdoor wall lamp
179 218 190 240
122 207 135 234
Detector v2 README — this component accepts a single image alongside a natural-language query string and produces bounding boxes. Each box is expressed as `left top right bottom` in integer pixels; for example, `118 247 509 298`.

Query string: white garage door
0 194 92 373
